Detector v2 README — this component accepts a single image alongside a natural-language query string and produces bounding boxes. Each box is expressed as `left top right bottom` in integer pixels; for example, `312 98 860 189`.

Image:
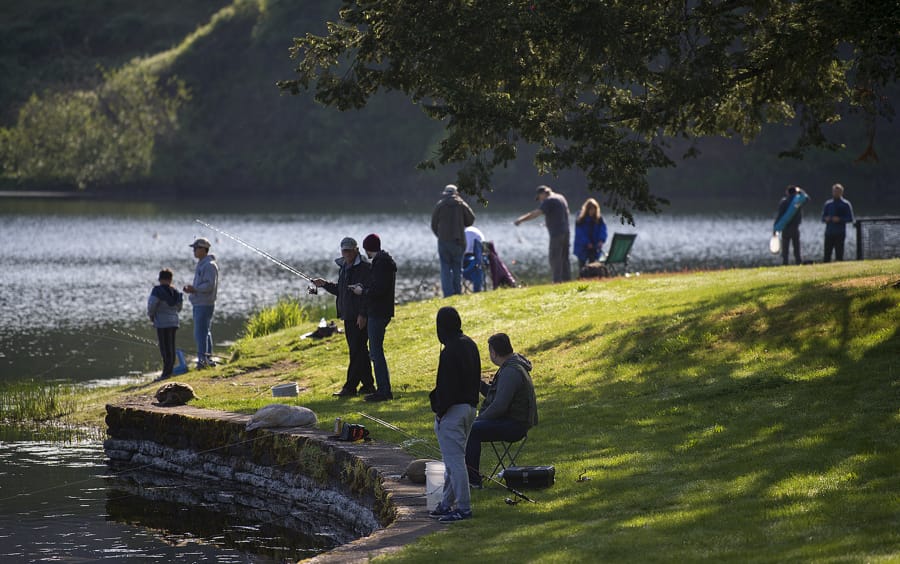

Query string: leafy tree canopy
278 0 899 220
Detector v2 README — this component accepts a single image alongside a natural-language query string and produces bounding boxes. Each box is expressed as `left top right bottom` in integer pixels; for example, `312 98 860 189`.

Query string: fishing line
194 219 316 282
358 412 537 503
110 328 158 348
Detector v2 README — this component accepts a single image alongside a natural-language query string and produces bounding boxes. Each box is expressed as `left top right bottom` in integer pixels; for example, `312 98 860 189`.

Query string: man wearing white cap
184 237 219 368
431 184 475 297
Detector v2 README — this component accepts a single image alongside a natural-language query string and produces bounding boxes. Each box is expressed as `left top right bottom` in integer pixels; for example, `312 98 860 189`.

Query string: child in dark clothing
147 269 183 380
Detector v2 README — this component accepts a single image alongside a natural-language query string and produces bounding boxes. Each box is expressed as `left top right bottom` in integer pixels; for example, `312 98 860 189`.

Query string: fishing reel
307 284 318 295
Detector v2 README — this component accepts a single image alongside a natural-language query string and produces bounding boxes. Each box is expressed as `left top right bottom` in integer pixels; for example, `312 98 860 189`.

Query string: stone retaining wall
105 398 442 562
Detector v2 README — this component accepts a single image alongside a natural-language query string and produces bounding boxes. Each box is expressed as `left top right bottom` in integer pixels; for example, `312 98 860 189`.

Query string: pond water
0 434 335 562
0 198 854 385
0 196 870 561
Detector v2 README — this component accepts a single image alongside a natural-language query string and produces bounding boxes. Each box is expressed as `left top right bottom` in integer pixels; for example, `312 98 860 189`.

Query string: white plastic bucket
425 461 445 511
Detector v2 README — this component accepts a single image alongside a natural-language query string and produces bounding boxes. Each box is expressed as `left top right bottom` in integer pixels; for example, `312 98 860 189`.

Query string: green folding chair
600 233 637 276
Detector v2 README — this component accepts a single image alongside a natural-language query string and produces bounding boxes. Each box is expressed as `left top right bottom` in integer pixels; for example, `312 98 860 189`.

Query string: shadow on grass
512 280 899 560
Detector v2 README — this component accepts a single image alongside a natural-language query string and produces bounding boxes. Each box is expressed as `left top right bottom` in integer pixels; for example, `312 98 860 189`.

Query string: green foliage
242 298 311 339
281 1 900 220
0 66 188 189
2 1 899 208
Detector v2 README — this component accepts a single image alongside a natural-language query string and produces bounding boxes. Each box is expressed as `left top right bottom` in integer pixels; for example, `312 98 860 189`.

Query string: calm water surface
0 437 334 562
1 199 847 384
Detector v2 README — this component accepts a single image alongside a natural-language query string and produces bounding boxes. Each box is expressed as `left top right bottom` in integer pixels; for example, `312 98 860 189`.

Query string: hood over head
505 352 533 373
436 306 462 345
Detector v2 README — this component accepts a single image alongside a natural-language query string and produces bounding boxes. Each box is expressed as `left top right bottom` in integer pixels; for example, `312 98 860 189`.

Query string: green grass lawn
85 260 899 562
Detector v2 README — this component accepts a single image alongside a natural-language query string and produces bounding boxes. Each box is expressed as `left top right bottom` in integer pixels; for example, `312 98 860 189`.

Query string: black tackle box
502 465 555 488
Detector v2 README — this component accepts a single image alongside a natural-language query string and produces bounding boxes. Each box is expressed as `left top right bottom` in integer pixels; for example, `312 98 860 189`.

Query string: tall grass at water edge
241 298 313 340
0 380 81 423
74 260 900 562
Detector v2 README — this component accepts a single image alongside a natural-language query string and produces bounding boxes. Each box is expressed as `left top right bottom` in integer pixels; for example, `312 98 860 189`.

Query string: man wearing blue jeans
466 333 538 487
431 184 475 297
429 307 481 523
183 237 219 369
352 233 397 402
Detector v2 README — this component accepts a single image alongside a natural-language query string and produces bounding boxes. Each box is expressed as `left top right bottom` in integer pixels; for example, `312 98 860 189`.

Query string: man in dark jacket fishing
313 237 375 397
429 306 481 522
351 233 397 402
465 333 538 488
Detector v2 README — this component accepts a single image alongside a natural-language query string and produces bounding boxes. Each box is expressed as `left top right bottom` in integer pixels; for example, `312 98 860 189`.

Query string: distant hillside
1 0 897 211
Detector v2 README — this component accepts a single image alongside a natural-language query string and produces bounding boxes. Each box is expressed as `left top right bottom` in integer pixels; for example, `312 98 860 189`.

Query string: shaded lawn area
84 260 899 562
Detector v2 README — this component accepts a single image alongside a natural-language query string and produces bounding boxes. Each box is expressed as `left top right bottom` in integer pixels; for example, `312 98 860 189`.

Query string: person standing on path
431 184 475 297
147 268 183 380
774 185 808 265
821 183 854 262
428 306 481 523
313 237 375 397
515 185 572 282
352 233 397 402
183 237 218 368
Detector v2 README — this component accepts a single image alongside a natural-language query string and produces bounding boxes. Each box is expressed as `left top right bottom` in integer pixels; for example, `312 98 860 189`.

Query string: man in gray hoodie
184 237 219 368
465 333 538 488
431 184 475 297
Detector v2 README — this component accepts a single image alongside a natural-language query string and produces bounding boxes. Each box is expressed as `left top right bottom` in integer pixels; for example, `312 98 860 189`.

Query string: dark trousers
465 417 528 485
156 327 178 379
549 233 571 283
781 229 801 265
343 318 373 392
824 232 846 262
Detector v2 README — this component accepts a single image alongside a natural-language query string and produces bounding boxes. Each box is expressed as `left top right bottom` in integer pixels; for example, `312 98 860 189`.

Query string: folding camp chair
599 233 637 275
489 436 527 478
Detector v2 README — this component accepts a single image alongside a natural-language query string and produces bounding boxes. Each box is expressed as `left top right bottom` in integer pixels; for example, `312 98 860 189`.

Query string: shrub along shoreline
71 260 899 562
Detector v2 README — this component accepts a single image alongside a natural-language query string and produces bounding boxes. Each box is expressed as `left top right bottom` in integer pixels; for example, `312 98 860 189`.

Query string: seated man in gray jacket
465 333 538 487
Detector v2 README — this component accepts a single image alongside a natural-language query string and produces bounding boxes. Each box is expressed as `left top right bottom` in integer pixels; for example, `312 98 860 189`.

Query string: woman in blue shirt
573 198 608 267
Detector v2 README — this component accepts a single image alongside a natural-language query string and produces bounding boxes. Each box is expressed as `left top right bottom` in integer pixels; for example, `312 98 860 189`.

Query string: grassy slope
78 261 899 562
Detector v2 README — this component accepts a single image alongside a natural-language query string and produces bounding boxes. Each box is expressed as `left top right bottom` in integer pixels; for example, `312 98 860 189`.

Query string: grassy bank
77 260 898 562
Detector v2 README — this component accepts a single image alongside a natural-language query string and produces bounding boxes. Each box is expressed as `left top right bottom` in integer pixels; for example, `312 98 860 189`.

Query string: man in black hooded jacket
428 306 481 522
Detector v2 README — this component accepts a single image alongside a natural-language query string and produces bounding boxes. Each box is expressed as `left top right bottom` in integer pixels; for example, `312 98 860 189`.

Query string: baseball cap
443 184 458 196
535 185 552 200
189 237 211 249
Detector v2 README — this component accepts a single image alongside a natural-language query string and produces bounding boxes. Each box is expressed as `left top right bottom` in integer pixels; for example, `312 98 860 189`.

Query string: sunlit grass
71 259 899 562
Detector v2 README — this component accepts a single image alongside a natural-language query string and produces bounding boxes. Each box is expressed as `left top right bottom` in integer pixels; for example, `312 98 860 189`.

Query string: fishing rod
358 412 537 504
194 219 316 282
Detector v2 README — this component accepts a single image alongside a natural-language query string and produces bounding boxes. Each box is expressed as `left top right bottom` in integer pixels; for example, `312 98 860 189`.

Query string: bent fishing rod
194 219 316 282
358 412 537 503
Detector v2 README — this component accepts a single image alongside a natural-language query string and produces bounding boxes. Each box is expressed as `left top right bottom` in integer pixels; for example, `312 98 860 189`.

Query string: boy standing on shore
148 268 183 380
